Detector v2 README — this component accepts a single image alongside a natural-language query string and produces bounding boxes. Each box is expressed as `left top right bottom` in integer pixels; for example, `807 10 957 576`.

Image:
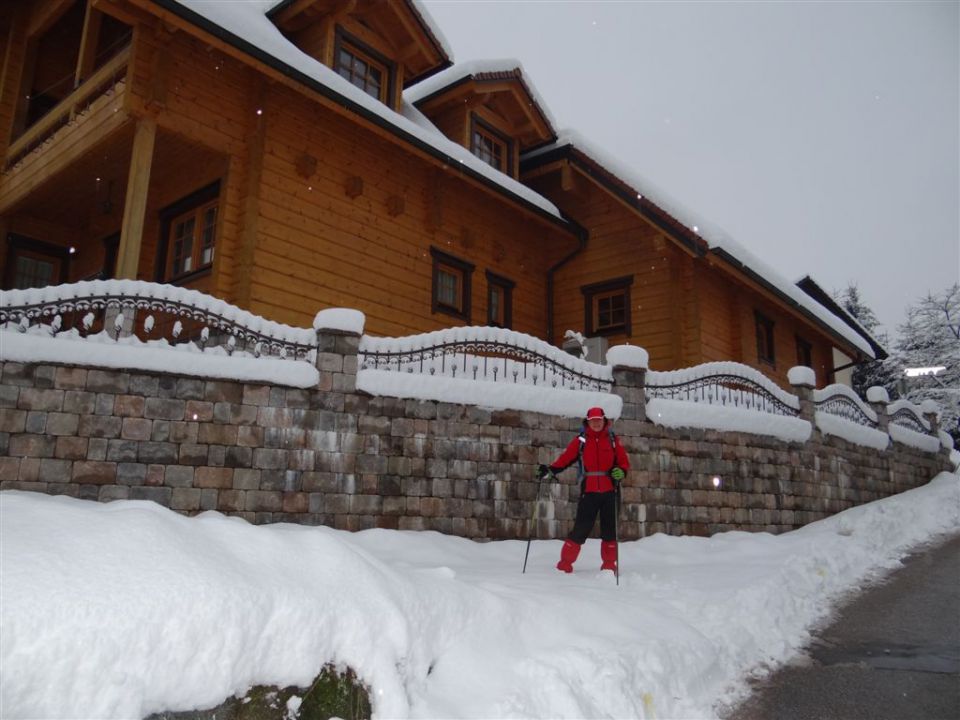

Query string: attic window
431 247 474 322
755 311 776 366
334 31 393 104
470 116 512 174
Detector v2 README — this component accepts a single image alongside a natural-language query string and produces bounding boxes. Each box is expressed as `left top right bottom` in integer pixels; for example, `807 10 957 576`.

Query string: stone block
246 490 282 512
175 378 206 400
120 417 152 441
301 471 338 493
99 485 130 502
207 445 226 467
225 446 253 468
0 457 19 482
233 468 261 490
168 421 198 444
242 384 272 406
185 401 214 423
145 464 165 486
350 495 382 515
129 486 172 505
138 442 178 464
213 402 258 426
356 454 387 474
218 489 245 512
117 463 147 485
114 395 146 417
87 438 107 461
144 397 186 421
204 381 243 405
236 425 264 447
17 388 64 412
24 411 46 434
324 494 349 514
171 487 202 511
87 370 129 394
282 492 309 513
253 448 287 470
17 457 40 481
0 409 26 433
72 461 117 484
0 385 19 408
195 466 233 489
129 374 160 397
179 444 210 466
78 415 122 438
198 423 238 446
106 440 138 463
94 393 114 415
2 363 33 387
45 412 79 436
38 458 72 483
54 367 88 390
9 433 56 458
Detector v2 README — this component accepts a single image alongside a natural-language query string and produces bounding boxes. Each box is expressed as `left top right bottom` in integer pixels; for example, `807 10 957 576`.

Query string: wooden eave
414 72 555 151
267 0 451 86
136 0 571 236
796 275 888 359
521 145 707 257
520 146 870 360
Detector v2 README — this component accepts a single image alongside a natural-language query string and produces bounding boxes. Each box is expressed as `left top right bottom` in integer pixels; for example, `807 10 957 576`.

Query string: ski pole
614 483 621 586
522 468 548 573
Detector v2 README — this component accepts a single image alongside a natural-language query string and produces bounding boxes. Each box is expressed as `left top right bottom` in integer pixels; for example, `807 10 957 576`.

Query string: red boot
601 541 618 572
556 539 581 573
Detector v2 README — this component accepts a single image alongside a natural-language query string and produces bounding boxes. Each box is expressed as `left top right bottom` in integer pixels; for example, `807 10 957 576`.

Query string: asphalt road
724 532 960 720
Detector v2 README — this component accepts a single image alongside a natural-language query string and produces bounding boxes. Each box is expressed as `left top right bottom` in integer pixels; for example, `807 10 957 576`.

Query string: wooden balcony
0 46 131 214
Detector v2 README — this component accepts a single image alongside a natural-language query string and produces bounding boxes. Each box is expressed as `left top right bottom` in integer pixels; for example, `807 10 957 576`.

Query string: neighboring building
0 0 874 387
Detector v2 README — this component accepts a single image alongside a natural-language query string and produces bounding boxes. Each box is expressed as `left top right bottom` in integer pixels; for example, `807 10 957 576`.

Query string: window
156 182 220 283
581 276 633 337
470 116 512 174
486 271 515 328
430 247 474 322
796 336 813 368
755 311 776 365
3 234 70 290
334 31 393 104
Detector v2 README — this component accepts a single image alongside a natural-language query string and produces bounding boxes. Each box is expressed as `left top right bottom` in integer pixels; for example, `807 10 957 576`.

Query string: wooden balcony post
115 116 156 279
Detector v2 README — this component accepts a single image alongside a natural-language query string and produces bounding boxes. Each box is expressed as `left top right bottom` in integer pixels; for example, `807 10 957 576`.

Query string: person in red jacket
539 406 630 573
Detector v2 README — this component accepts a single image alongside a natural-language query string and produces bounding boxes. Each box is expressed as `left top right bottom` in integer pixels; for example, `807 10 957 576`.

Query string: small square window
486 271 515 329
582 276 633 337
755 311 776 366
431 247 474 322
334 31 393 105
3 234 70 290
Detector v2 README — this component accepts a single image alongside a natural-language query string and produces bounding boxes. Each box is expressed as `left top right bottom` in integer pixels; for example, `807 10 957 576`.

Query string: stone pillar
788 366 816 425
612 365 647 421
312 308 365 394
866 386 890 433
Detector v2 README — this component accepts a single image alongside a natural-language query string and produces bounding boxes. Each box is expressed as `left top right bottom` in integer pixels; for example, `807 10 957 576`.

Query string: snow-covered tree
834 284 901 399
894 284 960 444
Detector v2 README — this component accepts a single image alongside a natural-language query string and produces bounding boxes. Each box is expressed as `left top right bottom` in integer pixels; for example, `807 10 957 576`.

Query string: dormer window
334 30 393 104
470 116 512 174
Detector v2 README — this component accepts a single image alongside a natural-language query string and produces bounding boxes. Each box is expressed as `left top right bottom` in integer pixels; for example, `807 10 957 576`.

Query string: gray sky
423 0 959 341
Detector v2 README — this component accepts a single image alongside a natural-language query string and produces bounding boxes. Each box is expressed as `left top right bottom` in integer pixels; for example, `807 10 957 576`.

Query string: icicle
172 320 182 339
253 341 262 357
114 312 124 338
227 335 236 355
83 312 95 330
144 315 155 334
17 316 28 333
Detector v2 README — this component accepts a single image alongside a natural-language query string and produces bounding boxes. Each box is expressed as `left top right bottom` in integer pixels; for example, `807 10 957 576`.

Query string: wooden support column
234 77 267 308
115 116 156 279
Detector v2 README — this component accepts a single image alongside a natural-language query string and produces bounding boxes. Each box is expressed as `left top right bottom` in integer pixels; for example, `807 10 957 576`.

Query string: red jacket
550 422 630 493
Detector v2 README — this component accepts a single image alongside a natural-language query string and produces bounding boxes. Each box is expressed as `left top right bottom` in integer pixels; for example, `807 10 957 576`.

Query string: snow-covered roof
524 130 876 359
161 1 564 223
404 58 558 136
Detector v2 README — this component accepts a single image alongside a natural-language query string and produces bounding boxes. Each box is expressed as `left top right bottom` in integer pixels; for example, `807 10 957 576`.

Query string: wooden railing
4 46 131 171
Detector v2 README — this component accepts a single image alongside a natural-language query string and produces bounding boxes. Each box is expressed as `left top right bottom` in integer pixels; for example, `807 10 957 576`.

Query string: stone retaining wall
0 331 952 539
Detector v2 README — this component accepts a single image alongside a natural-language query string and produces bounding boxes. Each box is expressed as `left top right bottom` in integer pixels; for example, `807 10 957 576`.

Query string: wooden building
0 0 876 387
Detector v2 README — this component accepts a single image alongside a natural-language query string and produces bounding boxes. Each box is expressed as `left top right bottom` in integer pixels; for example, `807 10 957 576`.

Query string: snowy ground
2 472 958 720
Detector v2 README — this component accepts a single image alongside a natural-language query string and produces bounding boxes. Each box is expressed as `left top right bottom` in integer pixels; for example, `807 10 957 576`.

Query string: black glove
537 464 552 480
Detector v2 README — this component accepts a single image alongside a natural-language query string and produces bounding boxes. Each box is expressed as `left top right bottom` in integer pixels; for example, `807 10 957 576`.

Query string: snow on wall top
168 1 561 220
525 129 876 360
403 58 558 132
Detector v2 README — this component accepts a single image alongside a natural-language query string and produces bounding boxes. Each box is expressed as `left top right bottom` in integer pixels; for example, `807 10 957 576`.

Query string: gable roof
405 59 557 150
796 276 888 360
522 130 876 360
146 0 570 230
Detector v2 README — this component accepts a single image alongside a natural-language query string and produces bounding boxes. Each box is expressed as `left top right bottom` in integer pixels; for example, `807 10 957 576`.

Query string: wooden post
73 2 103 89
234 77 267 308
115 116 156 279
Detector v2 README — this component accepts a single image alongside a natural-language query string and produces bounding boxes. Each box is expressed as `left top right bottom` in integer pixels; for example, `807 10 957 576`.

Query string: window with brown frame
470 116 512 174
3 234 70 290
796 335 813 368
431 247 474 322
486 271 515 329
582 276 633 337
156 182 220 284
755 311 776 365
334 30 393 104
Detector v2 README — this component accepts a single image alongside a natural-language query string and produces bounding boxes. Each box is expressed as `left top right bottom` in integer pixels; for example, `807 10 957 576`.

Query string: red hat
586 407 605 420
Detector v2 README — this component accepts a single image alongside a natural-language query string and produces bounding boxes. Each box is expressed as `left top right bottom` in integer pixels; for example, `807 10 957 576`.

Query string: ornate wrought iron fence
646 365 800 418
359 331 613 393
0 281 315 362
888 405 929 434
814 386 878 428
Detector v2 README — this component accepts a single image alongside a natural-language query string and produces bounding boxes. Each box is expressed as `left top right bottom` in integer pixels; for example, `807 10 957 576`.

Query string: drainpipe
546 220 588 344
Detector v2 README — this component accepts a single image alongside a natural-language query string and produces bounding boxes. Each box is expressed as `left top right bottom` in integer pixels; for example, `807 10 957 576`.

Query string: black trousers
568 491 618 544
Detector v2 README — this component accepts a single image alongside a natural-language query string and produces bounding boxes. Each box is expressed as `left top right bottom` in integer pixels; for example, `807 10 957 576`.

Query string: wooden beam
146 28 173 109
115 116 156 279
27 0 74 38
74 3 104 88
0 5 29 159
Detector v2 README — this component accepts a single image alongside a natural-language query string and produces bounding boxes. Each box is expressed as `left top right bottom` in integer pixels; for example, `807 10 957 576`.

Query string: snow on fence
813 383 878 428
0 280 316 362
886 400 931 434
645 361 800 417
358 326 614 393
